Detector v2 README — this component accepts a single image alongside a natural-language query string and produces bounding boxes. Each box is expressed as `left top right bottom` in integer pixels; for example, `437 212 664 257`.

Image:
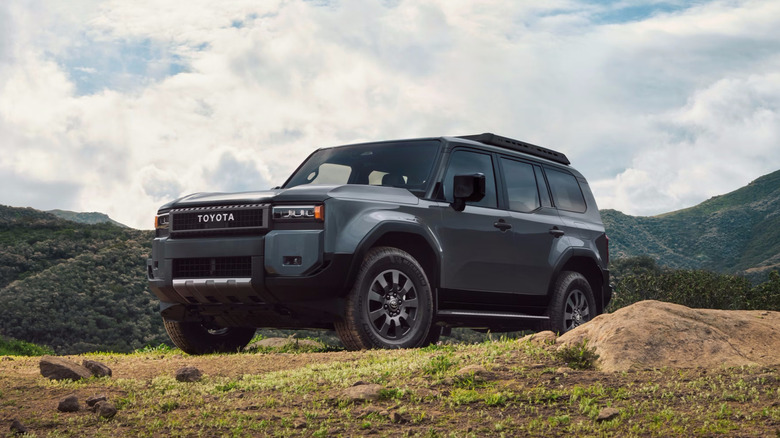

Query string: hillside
47 209 128 228
0 205 167 354
602 169 780 275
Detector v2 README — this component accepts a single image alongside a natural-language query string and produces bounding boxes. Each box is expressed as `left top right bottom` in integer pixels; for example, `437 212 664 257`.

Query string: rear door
499 158 565 296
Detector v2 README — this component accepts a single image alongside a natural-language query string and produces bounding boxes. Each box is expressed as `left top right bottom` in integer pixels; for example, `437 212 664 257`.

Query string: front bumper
147 231 352 325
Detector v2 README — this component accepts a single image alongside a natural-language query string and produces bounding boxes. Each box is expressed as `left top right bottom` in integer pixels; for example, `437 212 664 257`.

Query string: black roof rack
456 133 570 166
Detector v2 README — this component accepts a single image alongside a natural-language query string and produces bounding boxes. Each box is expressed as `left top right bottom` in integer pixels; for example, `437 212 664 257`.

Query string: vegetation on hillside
0 205 168 354
602 169 780 277
609 257 779 312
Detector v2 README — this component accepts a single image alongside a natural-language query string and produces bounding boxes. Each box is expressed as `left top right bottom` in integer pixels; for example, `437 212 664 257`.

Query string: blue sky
1 0 779 229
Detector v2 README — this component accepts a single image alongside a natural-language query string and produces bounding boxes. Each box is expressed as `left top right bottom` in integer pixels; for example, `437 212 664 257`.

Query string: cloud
0 0 779 228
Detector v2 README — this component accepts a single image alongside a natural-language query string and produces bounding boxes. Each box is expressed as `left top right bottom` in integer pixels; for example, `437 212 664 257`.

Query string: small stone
556 366 574 374
596 407 620 422
2 356 13 361
86 395 108 407
292 420 307 429
342 383 383 402
10 419 29 434
82 360 112 378
58 394 80 412
389 412 405 423
175 366 202 382
455 365 494 381
519 331 558 345
40 356 92 381
96 401 118 419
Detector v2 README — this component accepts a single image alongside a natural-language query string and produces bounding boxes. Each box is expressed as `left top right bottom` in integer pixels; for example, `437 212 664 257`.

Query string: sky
1 0 779 229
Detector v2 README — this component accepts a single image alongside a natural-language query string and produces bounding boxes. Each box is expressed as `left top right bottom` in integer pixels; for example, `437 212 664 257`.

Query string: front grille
172 256 252 278
170 204 269 236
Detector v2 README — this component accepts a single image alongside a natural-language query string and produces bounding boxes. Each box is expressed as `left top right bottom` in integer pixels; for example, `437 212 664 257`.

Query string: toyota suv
147 133 611 353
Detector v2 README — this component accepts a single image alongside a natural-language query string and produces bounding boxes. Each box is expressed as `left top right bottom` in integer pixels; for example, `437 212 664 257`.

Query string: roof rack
456 133 570 166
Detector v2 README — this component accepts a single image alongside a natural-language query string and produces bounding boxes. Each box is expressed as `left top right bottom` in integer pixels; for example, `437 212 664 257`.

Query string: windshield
283 140 440 196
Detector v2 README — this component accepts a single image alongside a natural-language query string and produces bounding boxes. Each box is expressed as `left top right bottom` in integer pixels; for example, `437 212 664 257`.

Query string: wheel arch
551 250 606 313
346 222 441 298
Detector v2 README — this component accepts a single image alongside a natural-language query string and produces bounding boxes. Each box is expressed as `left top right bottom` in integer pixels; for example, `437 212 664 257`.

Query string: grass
0 338 777 437
0 335 55 356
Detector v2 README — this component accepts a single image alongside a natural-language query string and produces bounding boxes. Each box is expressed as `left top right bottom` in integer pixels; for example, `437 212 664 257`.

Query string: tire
540 271 596 334
335 247 434 350
163 320 255 355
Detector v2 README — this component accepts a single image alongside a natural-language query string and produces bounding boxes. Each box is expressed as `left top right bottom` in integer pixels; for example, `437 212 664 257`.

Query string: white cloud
0 0 779 228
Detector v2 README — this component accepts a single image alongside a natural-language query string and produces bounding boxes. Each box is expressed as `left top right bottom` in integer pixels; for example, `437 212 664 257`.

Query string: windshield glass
283 140 440 196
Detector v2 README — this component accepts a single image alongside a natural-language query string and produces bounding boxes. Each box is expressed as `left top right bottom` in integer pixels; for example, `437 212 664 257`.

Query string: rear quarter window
545 168 587 213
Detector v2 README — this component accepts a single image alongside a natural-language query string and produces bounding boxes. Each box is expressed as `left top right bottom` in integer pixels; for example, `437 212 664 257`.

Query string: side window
499 158 540 212
546 168 587 213
443 150 498 208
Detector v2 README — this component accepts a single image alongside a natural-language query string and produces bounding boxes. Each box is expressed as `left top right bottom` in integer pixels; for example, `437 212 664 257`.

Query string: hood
157 184 420 212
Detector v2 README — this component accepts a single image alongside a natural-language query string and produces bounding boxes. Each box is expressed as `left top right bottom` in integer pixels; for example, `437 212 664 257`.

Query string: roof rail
456 133 570 166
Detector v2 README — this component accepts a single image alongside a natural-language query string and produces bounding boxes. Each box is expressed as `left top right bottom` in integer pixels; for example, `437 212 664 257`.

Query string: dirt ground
1 342 778 437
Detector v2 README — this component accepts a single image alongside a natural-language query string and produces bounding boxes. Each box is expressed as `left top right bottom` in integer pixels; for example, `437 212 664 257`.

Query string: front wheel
336 247 433 350
163 320 255 355
540 271 596 334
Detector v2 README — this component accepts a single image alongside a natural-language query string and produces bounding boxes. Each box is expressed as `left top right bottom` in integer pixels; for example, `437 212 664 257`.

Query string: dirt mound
558 300 780 372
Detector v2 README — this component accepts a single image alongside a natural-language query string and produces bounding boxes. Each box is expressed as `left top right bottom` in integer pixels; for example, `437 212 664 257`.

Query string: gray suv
147 133 611 353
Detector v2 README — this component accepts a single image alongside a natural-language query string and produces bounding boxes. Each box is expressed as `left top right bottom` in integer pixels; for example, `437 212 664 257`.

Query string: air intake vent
172 256 252 278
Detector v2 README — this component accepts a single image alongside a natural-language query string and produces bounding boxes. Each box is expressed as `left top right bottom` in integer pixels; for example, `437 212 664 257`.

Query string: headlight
272 205 324 222
154 213 170 229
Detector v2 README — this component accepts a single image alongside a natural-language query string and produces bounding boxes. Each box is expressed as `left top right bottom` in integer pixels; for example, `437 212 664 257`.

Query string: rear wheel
540 271 596 334
163 320 255 355
336 247 433 350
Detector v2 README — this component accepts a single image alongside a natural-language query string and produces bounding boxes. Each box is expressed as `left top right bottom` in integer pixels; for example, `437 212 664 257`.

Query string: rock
596 407 620 422
175 366 202 382
518 331 558 346
558 301 780 372
96 401 118 419
9 419 29 434
455 365 494 381
58 394 80 412
342 383 383 402
2 356 13 361
292 420 307 429
82 360 112 378
39 356 92 381
389 412 405 423
556 366 574 374
86 395 108 407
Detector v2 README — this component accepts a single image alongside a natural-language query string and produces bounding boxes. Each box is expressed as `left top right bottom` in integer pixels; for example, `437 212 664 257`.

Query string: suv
147 133 611 353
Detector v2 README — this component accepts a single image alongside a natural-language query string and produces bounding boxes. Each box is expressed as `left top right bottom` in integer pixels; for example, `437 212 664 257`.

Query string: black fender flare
343 221 442 298
548 247 610 312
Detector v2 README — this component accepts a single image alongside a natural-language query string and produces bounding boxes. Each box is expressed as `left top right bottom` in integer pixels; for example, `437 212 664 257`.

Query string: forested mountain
0 206 167 354
47 209 127 227
602 169 780 277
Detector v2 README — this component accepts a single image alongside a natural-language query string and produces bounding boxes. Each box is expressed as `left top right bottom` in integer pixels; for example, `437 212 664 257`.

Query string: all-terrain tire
335 247 433 350
539 271 596 334
163 320 255 355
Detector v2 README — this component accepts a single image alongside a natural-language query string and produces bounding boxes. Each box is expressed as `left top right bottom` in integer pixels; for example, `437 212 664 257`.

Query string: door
437 149 518 293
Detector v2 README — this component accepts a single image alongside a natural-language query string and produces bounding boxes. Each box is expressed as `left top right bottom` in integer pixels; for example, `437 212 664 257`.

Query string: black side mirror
452 173 486 211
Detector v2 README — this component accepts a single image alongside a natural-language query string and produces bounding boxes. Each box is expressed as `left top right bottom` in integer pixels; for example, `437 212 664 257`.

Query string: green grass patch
0 336 54 356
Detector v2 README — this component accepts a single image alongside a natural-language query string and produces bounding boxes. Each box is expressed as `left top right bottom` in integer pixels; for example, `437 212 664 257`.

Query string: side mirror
451 173 486 211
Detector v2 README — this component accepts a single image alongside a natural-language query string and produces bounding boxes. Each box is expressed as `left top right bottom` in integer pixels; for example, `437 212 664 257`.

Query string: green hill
47 209 128 227
0 205 167 354
602 169 780 276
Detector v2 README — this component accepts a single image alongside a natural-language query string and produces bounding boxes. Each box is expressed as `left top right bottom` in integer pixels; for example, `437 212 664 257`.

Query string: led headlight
154 213 170 229
272 205 324 222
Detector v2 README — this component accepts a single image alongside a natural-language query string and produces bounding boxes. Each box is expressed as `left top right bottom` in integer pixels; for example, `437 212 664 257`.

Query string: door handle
549 227 565 238
493 219 512 232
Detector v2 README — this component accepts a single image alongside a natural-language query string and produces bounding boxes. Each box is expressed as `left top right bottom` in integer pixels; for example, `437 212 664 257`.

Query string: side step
437 310 549 320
